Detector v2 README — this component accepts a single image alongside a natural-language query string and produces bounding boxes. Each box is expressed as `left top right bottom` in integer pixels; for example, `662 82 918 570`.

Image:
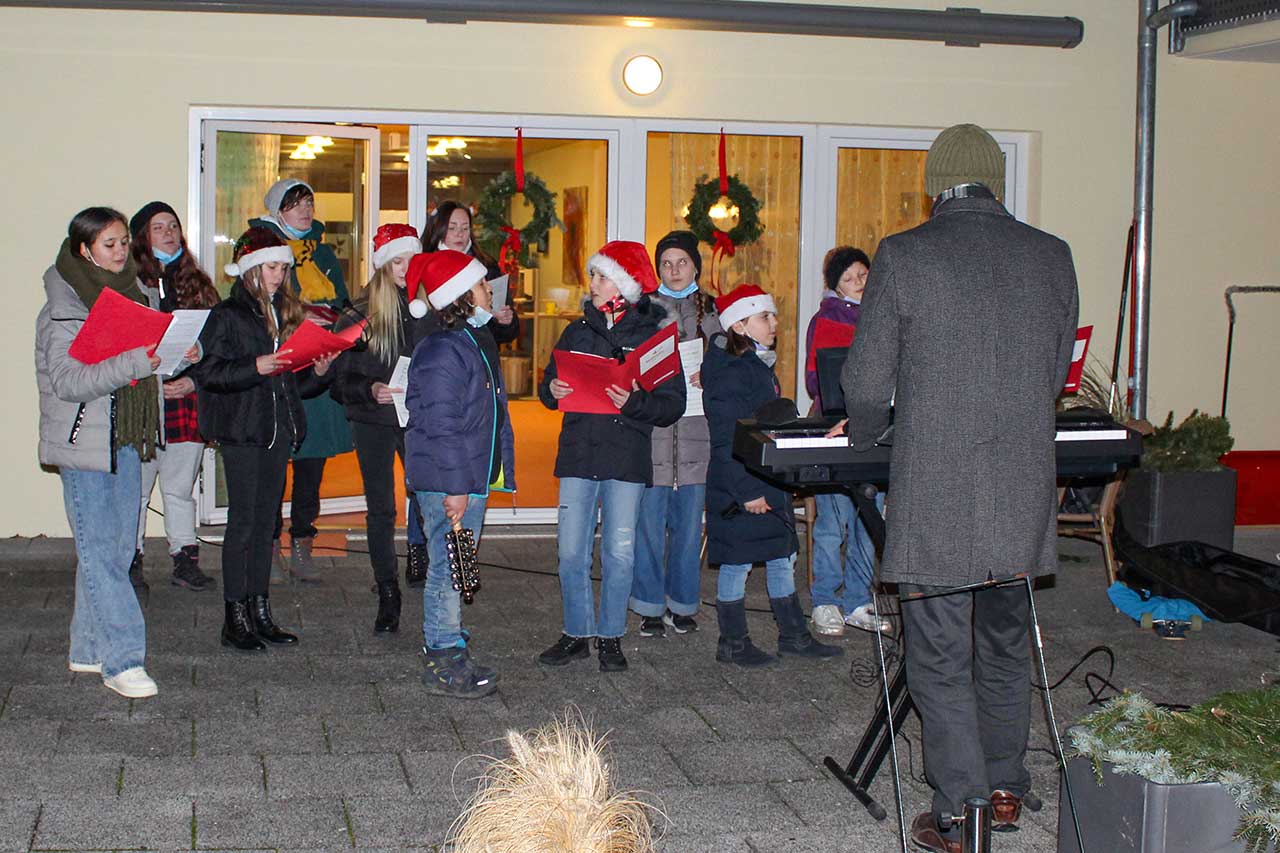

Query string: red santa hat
405 250 488 317
715 284 777 330
587 240 659 303
224 226 294 278
372 223 422 270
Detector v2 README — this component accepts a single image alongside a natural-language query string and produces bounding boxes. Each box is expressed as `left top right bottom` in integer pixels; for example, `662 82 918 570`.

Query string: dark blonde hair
242 265 304 341
363 263 404 364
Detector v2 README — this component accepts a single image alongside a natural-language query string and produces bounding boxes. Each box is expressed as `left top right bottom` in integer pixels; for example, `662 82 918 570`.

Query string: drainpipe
1 0 1084 47
1131 0 1198 420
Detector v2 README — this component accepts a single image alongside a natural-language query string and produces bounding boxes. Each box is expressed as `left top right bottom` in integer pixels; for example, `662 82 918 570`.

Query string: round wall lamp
622 55 663 96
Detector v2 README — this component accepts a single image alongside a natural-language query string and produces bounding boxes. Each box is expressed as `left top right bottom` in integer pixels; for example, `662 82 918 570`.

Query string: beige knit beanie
924 124 1005 199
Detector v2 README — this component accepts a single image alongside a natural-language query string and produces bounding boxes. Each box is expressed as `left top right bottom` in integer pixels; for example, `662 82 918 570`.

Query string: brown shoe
910 812 961 853
991 789 1023 831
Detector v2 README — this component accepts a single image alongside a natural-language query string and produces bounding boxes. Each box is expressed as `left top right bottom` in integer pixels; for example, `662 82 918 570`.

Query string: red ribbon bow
499 225 522 275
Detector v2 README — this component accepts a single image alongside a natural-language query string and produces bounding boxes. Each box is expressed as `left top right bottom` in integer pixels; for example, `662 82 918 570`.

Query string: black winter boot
221 599 266 652
128 550 149 599
405 543 428 588
772 593 843 659
248 593 298 645
374 580 402 634
715 599 776 667
595 637 628 672
422 644 498 698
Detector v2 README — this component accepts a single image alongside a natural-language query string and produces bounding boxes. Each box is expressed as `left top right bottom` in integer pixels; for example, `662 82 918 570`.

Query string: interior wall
3 2 1278 535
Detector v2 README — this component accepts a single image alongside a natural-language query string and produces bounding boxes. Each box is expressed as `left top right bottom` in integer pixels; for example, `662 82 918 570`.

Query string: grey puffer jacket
647 289 720 488
36 265 161 473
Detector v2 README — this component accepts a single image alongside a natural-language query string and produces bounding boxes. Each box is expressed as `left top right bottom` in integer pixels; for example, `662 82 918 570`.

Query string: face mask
658 281 699 299
279 220 310 240
153 246 183 266
467 305 493 327
438 239 473 255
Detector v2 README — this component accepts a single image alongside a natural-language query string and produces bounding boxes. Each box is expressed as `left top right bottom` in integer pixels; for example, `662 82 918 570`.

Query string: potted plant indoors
1118 410 1237 551
1058 688 1280 853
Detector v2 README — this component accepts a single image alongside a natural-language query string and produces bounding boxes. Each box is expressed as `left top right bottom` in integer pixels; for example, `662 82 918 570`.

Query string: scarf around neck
55 239 159 462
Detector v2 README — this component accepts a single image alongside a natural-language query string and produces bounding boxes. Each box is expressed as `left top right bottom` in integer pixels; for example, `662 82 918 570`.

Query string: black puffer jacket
194 282 330 450
538 297 686 485
329 289 439 427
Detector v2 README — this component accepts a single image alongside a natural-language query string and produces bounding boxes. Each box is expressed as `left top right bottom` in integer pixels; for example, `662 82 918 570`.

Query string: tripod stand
823 483 1083 853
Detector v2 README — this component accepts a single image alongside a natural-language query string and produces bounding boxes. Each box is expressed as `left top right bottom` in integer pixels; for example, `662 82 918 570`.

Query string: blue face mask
658 281 700 299
467 305 493 328
153 246 183 266
279 220 311 240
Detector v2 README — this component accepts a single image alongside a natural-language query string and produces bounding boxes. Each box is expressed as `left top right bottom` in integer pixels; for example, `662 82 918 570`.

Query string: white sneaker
102 667 158 699
846 604 892 634
811 604 847 636
69 660 102 674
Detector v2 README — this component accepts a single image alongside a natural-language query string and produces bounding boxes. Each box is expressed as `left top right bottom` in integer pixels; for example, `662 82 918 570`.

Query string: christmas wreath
684 174 764 249
474 170 564 272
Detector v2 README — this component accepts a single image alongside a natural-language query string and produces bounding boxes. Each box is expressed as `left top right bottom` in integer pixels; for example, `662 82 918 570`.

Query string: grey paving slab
648 782 797 837
256 683 382 718
123 684 260 721
194 716 328 756
653 832 753 852
672 737 823 786
0 718 61 758
193 796 351 848
694 698 835 740
401 749 486 798
0 798 38 853
344 792 463 848
264 753 410 799
2 683 115 720
121 755 265 799
327 712 463 753
56 718 193 757
31 794 192 850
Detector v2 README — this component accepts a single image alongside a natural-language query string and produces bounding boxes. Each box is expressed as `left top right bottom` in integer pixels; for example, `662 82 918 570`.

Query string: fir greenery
1069 688 1280 851
473 171 565 270
684 174 764 249
1142 409 1234 472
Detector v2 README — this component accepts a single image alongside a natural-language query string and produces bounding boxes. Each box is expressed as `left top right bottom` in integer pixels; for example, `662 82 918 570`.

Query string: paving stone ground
1 525 1277 852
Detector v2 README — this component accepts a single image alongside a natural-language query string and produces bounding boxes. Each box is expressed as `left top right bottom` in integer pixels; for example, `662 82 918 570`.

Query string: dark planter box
1118 468 1237 551
1058 757 1248 853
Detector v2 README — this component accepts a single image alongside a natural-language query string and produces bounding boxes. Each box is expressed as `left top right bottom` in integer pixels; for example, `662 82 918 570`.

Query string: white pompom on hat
587 240 660 303
715 283 777 331
372 223 422 270
264 178 314 218
405 250 488 317
224 226 295 278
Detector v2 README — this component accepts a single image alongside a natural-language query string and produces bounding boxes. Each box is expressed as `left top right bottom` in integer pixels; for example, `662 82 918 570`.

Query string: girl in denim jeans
702 284 841 667
536 241 686 673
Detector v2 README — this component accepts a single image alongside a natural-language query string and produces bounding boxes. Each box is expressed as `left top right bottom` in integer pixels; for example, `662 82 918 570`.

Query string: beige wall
3 3 1277 535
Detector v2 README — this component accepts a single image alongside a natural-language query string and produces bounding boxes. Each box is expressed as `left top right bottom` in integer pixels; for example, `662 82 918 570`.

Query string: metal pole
1132 0 1158 421
960 797 993 853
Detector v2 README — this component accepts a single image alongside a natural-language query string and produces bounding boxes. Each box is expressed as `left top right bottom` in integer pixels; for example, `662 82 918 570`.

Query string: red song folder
1063 325 1093 394
277 319 366 374
552 323 681 413
805 317 856 375
68 288 173 365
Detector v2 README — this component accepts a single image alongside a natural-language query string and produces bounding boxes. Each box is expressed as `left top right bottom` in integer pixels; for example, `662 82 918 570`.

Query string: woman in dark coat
703 284 840 667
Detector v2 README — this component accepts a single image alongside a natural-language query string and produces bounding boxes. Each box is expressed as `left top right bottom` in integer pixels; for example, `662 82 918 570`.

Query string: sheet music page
488 274 509 310
153 309 209 376
678 339 705 418
390 356 411 428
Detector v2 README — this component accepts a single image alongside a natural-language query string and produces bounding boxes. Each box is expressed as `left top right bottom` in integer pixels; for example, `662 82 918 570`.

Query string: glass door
196 121 379 525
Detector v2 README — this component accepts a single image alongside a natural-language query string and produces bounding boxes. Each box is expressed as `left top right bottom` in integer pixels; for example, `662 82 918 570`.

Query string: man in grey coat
840 124 1079 853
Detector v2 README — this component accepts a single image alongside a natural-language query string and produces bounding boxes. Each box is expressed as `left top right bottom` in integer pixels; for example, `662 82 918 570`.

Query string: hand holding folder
274 319 366 374
552 324 681 414
68 289 172 365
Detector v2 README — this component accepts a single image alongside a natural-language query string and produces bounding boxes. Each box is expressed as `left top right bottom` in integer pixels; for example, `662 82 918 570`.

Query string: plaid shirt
164 393 202 444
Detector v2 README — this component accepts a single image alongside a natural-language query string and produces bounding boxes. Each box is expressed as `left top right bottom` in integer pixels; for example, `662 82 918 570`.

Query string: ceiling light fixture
622 54 663 96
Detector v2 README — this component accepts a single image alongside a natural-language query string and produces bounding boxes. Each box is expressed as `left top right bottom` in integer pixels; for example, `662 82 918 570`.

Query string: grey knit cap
924 124 1004 198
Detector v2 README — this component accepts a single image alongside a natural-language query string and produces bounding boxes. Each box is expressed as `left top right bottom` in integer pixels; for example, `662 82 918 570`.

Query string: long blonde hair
242 266 304 342
364 263 404 365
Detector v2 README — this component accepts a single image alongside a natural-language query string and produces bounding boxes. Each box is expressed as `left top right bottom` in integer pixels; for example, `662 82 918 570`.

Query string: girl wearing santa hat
536 240 686 673
702 284 842 667
403 249 514 698
330 223 432 635
195 227 338 653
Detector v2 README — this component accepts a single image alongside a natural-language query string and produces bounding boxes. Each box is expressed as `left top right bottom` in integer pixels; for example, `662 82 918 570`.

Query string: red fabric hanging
515 127 525 193
718 128 729 195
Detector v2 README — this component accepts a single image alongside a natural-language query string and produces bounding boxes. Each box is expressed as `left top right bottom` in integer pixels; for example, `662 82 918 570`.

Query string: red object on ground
1221 450 1280 525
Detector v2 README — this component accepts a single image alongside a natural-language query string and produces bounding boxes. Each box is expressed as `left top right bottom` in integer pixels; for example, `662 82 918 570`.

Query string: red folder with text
277 319 366 373
552 323 681 414
1063 325 1093 394
805 317 856 375
67 288 172 365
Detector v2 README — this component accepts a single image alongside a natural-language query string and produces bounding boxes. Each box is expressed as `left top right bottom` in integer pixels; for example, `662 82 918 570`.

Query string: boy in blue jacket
404 250 516 699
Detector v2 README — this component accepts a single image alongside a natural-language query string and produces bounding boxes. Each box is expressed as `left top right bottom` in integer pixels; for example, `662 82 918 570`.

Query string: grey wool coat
840 194 1079 587
647 289 720 488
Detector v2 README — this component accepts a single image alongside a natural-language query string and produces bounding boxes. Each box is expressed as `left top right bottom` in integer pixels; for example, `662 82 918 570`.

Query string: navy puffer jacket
404 326 516 497
538 297 686 485
702 335 798 565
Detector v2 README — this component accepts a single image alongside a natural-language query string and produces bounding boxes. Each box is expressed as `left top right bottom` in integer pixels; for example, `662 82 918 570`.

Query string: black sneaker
171 547 214 591
663 611 698 634
596 637 628 672
538 634 590 666
422 645 497 699
638 616 666 638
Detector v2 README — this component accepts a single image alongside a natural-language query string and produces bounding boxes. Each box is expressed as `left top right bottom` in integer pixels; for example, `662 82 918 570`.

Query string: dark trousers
223 442 290 601
900 580 1033 822
350 420 421 584
273 456 326 540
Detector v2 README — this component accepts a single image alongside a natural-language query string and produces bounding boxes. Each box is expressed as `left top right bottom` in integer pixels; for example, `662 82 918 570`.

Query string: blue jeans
557 477 645 639
62 447 147 678
810 490 881 613
717 554 797 603
417 491 487 650
630 483 705 618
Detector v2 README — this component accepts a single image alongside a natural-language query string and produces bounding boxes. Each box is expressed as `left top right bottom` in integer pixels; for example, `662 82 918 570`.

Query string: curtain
214 132 281 297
